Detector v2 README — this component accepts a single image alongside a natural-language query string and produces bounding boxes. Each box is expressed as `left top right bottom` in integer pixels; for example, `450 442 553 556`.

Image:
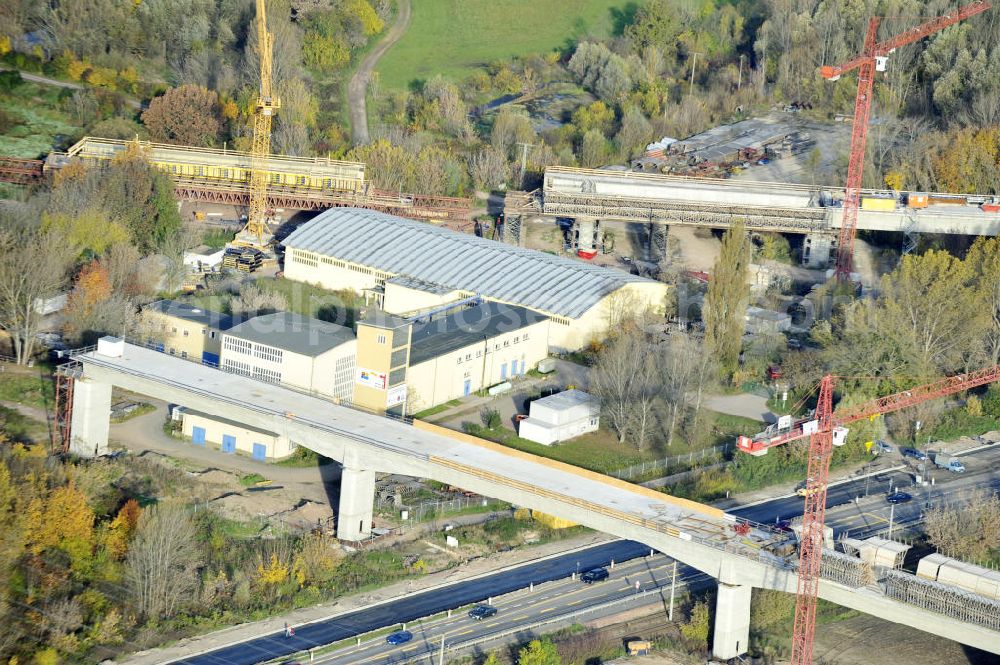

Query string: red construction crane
820 1 992 281
737 364 1000 665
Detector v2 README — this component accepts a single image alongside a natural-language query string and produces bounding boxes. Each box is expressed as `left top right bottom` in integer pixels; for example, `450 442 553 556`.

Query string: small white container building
518 389 600 445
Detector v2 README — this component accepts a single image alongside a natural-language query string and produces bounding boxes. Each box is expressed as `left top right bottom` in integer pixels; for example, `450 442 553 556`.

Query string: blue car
386 630 413 646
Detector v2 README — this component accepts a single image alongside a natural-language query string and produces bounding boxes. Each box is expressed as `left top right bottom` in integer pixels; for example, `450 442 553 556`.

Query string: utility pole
688 53 702 97
438 634 445 665
516 142 534 190
887 502 895 540
737 54 745 91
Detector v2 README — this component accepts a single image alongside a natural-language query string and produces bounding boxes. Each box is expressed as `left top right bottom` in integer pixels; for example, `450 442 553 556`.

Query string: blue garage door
192 426 206 446
252 443 267 461
511 360 519 376
500 363 507 380
463 379 471 396
222 434 236 454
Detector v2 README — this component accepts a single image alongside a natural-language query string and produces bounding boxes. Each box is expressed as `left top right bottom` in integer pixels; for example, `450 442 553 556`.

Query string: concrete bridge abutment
69 378 112 457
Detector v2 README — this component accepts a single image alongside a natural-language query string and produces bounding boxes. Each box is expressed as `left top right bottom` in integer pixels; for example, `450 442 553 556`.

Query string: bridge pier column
337 464 375 542
712 580 751 661
802 232 835 268
69 378 112 457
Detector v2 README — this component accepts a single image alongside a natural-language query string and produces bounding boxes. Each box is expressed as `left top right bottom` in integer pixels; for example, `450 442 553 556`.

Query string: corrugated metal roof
282 208 656 319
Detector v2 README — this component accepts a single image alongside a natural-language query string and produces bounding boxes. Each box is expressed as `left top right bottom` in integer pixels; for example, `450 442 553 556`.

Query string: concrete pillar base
712 581 751 661
337 465 375 541
69 378 112 457
802 232 835 268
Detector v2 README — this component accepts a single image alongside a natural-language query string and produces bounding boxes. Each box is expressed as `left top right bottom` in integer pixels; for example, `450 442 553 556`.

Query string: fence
610 443 734 480
376 494 508 521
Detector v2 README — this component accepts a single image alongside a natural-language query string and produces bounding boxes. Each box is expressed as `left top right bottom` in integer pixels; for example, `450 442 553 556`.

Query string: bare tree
232 284 287 317
125 502 202 621
925 489 1000 562
661 334 698 447
0 226 75 364
590 330 657 447
468 147 510 191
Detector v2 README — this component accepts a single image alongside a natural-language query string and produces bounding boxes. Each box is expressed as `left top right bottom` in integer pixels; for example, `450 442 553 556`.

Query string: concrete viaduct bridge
66 342 1000 660
506 167 1000 266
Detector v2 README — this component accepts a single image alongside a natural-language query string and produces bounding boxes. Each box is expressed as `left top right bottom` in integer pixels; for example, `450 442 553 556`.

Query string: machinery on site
820 1 992 281
233 0 282 250
736 364 1000 665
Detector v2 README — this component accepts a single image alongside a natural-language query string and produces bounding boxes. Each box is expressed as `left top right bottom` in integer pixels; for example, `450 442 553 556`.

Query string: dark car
386 630 413 646
580 567 610 583
468 604 498 620
900 447 928 461
773 520 793 533
886 491 912 504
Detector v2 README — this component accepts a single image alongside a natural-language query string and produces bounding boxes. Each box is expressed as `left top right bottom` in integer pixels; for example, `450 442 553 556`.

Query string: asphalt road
315 555 708 665
172 444 1000 665
170 540 650 665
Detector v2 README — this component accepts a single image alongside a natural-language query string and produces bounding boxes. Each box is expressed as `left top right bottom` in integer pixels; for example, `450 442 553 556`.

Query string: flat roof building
518 389 600 445
221 312 356 403
141 299 238 365
353 302 550 414
281 208 667 351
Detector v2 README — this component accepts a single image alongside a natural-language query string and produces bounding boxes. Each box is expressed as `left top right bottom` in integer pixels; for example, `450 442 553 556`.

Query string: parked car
875 440 893 454
580 567 610 583
386 630 413 646
767 365 783 380
468 604 498 620
900 447 927 461
886 491 912 504
773 520 793 533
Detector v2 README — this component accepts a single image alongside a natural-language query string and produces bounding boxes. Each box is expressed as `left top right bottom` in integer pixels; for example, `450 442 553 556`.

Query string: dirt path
109 400 338 489
347 0 411 145
1 68 143 109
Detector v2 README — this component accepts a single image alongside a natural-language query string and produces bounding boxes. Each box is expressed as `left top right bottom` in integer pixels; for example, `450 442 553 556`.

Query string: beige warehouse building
353 302 550 414
179 408 295 460
141 299 237 365
221 312 357 403
281 208 667 352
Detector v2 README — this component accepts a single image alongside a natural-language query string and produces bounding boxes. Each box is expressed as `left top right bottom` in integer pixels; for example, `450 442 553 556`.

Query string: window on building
171 327 177 334
210 331 216 339
514 336 519 343
181 351 188 359
183 330 189 337
523 332 529 340
465 354 471 361
476 350 482 358
457 357 462 364
201 328 206 335
377 334 387 344
503 340 509 347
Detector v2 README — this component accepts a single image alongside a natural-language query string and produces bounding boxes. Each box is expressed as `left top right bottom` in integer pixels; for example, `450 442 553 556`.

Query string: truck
933 454 965 473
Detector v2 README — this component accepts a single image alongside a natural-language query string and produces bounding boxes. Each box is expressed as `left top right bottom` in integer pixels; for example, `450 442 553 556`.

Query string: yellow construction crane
235 0 281 247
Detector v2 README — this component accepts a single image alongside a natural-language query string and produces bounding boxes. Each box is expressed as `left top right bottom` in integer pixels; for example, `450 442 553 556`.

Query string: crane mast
236 0 281 247
736 364 1000 665
820 1 991 281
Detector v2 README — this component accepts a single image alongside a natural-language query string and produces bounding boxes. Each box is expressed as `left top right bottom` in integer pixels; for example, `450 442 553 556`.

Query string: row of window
224 359 253 377
455 333 530 365
254 345 283 363
292 249 319 268
223 359 282 385
321 256 346 268
170 326 218 339
224 337 253 354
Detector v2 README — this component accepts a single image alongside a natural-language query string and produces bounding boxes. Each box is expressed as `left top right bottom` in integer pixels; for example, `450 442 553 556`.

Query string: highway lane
172 444 999 665
314 555 704 665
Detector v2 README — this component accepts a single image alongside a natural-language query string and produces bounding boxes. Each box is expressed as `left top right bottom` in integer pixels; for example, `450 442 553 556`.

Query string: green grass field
0 80 80 158
376 0 635 89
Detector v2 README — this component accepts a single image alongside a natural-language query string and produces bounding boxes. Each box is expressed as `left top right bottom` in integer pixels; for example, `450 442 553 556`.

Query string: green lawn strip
376 0 632 89
0 79 82 158
412 399 462 419
0 371 55 409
